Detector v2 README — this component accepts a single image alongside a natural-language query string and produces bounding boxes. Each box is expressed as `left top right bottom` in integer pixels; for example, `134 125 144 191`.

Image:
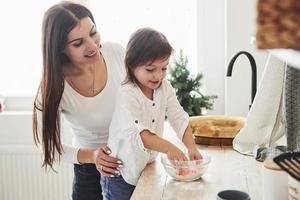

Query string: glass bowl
161 154 211 181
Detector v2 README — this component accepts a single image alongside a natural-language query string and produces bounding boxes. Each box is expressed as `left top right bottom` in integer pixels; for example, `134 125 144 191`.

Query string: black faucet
226 51 257 109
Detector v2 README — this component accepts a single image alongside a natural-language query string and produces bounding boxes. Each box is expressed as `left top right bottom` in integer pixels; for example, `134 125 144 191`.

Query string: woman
33 1 124 199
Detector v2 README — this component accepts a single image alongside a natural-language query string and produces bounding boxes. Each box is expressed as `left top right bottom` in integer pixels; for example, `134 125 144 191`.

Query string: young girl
100 27 202 199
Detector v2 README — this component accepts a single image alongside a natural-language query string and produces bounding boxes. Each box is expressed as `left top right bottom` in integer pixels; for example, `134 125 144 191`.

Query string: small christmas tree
169 50 217 116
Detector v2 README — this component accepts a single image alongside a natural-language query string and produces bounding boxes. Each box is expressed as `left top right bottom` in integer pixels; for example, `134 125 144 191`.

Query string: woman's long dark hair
33 1 95 168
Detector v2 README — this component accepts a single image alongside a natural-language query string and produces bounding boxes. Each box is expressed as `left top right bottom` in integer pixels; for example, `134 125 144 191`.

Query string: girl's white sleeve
109 89 152 153
35 93 80 164
165 81 190 141
108 88 151 184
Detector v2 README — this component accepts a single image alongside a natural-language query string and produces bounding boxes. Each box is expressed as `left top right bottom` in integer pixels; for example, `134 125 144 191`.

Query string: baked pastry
190 115 246 138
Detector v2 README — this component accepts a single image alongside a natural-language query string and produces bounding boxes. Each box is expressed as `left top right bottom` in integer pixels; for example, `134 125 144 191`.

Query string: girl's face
64 17 101 66
134 57 169 93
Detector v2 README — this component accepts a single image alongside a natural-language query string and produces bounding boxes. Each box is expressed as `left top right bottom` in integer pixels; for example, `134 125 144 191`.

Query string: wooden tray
194 136 233 146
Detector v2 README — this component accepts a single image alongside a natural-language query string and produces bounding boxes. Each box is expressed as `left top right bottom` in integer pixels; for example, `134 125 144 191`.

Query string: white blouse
36 42 126 164
108 79 189 185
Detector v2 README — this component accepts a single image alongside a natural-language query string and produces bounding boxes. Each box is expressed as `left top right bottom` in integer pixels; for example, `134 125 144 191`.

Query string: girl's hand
94 146 122 177
187 146 202 160
166 145 188 161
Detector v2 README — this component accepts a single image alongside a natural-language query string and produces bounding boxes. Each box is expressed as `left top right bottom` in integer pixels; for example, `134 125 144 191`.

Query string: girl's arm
164 80 202 160
140 130 187 161
182 124 196 149
182 124 202 160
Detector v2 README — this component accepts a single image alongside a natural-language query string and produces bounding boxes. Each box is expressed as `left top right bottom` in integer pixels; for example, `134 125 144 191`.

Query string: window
89 0 197 74
0 0 61 97
0 0 198 107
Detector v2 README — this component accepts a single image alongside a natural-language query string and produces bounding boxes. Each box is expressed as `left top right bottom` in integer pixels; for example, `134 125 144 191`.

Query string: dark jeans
100 175 135 200
72 163 102 200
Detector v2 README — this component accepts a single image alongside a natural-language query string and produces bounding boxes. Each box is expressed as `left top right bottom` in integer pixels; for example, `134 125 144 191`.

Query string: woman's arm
78 147 122 177
77 148 99 164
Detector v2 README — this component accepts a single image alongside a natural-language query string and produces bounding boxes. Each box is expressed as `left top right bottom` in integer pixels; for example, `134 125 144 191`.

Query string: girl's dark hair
33 1 96 168
124 27 173 84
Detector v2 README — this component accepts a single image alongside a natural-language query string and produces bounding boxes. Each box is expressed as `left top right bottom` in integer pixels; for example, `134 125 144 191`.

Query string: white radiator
0 145 73 200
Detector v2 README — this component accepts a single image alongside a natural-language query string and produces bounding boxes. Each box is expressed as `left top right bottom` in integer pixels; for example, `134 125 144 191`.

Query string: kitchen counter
131 123 263 200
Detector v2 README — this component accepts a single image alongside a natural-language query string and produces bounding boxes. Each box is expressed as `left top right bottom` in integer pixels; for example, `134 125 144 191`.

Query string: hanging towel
270 49 300 70
233 54 286 155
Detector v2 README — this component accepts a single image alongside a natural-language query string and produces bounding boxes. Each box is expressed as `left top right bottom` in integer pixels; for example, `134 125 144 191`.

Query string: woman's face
64 17 101 66
134 57 169 93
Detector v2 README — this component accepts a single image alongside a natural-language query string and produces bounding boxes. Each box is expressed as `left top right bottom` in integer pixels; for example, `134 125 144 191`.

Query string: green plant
168 50 217 116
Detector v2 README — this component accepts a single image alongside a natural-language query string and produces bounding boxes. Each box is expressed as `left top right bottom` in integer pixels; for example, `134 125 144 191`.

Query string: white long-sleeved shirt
108 79 189 185
36 42 126 163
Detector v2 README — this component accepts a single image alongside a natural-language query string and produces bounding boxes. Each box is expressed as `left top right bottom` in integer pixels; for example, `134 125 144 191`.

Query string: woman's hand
187 145 202 160
166 145 188 161
94 146 123 177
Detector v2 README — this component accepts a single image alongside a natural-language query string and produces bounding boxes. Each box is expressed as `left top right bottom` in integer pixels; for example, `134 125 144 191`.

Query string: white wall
198 0 269 116
197 0 226 115
0 111 72 146
225 0 269 116
0 112 33 145
0 112 74 200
